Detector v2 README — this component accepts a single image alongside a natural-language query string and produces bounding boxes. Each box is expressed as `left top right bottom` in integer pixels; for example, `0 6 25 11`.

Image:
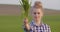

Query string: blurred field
0 15 60 32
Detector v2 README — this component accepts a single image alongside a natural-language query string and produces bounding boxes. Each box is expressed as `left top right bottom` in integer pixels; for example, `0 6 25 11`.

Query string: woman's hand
24 17 30 30
24 18 28 24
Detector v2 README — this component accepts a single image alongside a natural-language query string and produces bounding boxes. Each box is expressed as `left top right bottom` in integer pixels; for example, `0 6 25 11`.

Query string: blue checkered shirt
24 20 51 32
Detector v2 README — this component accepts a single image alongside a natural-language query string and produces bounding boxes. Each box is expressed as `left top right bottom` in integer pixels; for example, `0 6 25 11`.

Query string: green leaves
19 0 31 17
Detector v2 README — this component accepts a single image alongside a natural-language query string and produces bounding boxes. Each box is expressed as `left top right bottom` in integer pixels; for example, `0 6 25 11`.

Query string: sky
0 0 60 10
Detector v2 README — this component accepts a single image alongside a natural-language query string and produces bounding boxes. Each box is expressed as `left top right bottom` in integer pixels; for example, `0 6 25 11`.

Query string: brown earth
43 9 60 15
0 4 60 16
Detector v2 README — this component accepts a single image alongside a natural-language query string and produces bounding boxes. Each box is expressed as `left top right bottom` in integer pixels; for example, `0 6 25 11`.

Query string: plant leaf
19 0 31 17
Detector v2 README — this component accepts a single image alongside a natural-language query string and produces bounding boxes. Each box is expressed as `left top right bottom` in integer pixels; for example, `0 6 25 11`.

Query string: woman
23 1 51 32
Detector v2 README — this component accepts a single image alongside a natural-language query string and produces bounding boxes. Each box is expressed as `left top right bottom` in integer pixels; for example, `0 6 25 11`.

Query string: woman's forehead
32 8 42 12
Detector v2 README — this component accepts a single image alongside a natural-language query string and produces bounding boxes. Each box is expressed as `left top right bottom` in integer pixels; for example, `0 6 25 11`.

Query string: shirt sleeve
22 25 30 32
46 24 51 32
24 28 30 32
47 26 51 32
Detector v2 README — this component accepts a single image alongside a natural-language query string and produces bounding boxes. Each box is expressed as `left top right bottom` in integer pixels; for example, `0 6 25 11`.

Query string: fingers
24 18 28 24
23 18 30 30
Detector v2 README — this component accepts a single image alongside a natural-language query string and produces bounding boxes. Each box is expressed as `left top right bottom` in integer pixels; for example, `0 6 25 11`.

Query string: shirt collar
31 20 44 27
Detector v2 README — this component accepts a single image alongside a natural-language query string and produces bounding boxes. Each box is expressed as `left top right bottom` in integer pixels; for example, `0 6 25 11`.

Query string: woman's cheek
37 15 40 19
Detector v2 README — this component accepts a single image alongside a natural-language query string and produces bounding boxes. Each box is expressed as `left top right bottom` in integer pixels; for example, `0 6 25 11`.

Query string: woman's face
31 8 43 21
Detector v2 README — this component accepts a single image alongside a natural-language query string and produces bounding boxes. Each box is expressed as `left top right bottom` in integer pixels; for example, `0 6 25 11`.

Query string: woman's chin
35 19 39 21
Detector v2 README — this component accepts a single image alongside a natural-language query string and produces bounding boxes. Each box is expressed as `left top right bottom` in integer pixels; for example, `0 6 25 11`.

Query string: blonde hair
30 1 43 15
33 1 43 9
30 1 43 12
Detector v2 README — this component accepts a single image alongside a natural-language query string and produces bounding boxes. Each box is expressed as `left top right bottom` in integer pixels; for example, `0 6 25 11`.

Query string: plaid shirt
24 20 51 32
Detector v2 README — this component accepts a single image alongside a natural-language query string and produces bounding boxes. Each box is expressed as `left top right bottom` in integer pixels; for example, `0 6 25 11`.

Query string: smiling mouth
35 17 38 19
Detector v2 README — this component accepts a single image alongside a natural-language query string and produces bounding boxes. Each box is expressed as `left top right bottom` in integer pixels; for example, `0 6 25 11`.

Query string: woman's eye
38 12 40 14
34 12 36 15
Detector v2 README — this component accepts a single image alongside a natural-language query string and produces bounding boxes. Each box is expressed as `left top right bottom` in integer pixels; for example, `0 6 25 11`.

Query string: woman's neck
34 20 41 26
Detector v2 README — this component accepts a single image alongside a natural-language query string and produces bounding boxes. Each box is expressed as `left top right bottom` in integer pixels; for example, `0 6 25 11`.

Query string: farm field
0 15 60 32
